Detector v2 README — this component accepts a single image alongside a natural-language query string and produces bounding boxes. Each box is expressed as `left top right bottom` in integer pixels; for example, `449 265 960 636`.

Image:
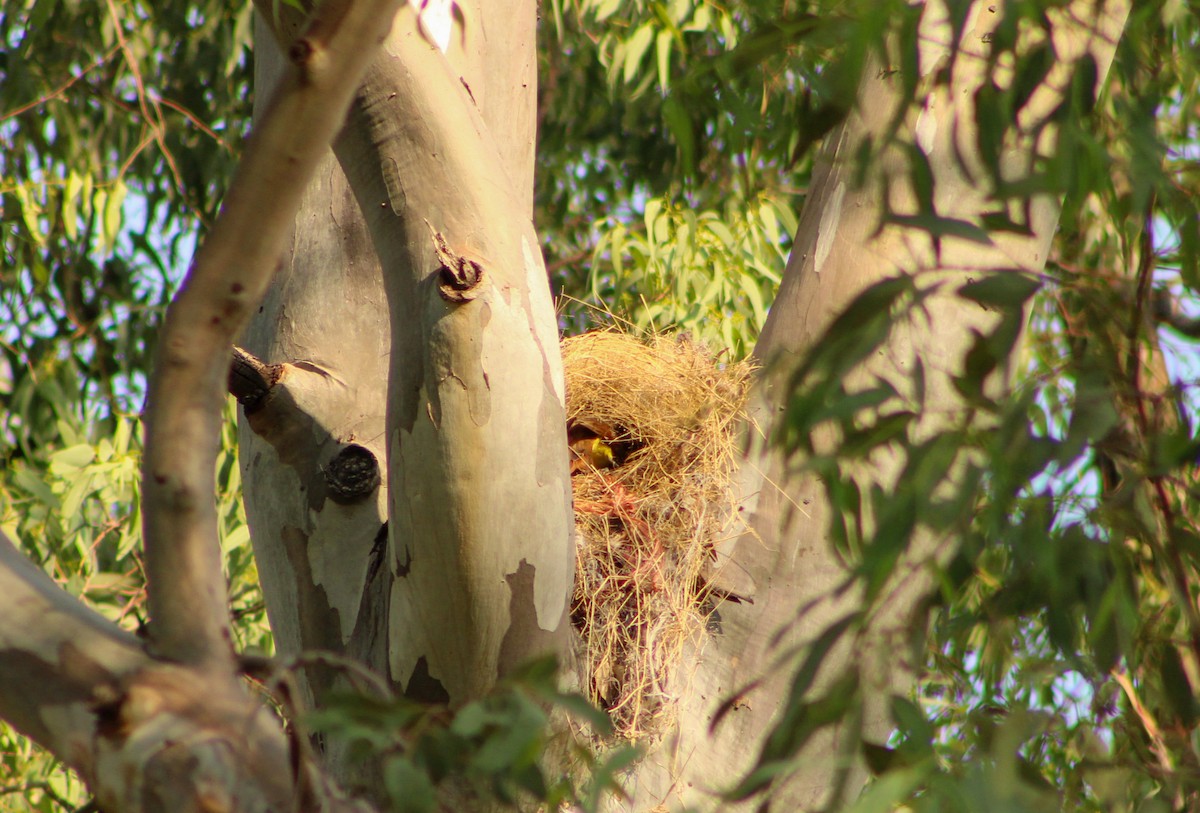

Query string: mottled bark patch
497 559 568 680
405 656 450 704
281 526 342 699
0 647 107 741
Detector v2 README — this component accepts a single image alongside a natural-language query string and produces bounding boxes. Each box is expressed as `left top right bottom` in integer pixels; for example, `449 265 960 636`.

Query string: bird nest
562 331 753 742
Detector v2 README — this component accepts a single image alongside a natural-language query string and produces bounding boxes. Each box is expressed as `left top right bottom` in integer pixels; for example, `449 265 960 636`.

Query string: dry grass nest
562 331 753 742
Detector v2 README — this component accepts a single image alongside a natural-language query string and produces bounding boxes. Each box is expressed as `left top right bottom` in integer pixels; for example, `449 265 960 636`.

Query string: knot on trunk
324 444 381 504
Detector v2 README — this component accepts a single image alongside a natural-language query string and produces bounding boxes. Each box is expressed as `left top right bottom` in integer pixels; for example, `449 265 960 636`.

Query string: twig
152 94 234 153
1112 668 1174 777
0 44 121 122
0 780 77 812
102 0 185 193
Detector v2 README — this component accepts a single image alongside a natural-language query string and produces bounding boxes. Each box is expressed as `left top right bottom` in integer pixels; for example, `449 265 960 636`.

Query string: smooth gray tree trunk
241 0 571 731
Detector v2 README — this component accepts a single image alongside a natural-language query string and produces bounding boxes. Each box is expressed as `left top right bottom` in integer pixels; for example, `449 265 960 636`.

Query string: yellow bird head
570 437 616 473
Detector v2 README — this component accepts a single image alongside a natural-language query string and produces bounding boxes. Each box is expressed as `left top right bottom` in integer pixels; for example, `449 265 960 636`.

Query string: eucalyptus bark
626 1 1130 808
0 0 1142 810
242 0 569 713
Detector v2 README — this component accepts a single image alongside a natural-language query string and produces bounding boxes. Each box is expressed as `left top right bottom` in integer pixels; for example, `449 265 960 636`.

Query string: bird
570 436 616 474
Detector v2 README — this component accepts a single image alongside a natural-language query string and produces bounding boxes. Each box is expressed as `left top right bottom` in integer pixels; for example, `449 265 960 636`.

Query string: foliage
0 725 83 813
578 194 792 354
0 397 265 810
1 2 257 801
722 2 1200 810
1 0 254 416
538 0 903 335
305 656 640 813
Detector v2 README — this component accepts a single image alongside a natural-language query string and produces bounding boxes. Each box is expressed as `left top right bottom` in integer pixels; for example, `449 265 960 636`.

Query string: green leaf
591 0 621 22
736 272 767 327
661 96 695 176
221 525 251 553
92 189 110 250
103 180 127 249
1159 646 1199 728
547 690 613 735
471 698 544 772
890 696 933 743
63 171 84 241
623 23 655 85
49 444 96 472
449 701 491 738
723 758 797 803
61 472 96 521
383 757 437 813
13 466 59 507
683 2 709 33
655 29 673 93
728 671 861 801
957 272 1041 309
503 652 559 685
845 766 925 813
15 183 46 246
706 218 735 247
582 745 642 813
889 213 993 245
861 741 899 776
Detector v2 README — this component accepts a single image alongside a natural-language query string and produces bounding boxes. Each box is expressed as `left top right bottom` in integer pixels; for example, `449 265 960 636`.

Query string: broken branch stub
429 224 486 302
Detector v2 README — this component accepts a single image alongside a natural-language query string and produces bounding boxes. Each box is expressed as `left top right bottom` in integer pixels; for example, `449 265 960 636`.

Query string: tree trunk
238 24 393 713
626 1 1129 808
0 0 1141 810
241 0 570 713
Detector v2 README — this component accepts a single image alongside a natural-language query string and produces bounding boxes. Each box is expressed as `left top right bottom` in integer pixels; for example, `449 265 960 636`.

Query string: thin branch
152 93 234 153
0 44 121 122
1155 289 1200 338
0 780 77 812
1112 668 1175 779
140 0 401 669
103 0 186 197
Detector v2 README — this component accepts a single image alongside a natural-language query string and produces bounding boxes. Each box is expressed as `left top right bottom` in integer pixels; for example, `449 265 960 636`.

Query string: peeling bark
220 1 1136 810
0 532 338 812
335 7 573 706
143 0 401 671
246 0 569 717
